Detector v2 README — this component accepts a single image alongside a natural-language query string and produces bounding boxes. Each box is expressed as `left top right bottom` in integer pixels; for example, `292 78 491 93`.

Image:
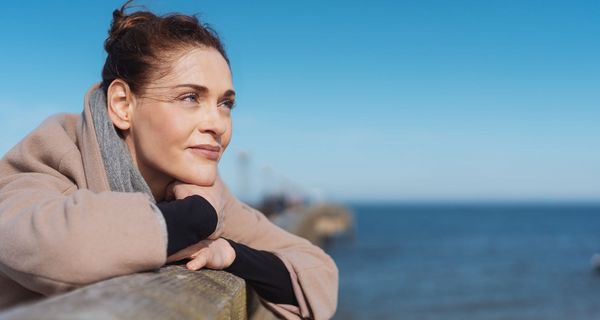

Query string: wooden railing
0 204 351 320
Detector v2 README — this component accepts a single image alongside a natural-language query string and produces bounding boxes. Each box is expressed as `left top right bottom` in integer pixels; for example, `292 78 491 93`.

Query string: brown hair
101 0 229 94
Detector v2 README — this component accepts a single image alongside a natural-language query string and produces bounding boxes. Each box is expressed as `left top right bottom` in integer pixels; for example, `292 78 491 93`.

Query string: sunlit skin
106 47 236 270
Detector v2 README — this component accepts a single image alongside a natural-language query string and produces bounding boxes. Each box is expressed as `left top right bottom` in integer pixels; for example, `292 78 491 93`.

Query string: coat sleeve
0 172 168 296
219 183 338 320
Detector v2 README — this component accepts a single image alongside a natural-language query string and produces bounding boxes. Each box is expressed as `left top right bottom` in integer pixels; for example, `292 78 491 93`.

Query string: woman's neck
136 162 172 202
124 136 172 202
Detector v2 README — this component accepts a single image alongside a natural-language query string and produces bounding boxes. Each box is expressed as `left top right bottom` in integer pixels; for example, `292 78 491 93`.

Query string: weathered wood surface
0 266 246 320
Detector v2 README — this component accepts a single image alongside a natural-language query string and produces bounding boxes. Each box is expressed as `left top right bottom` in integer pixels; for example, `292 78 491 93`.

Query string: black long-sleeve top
156 195 298 306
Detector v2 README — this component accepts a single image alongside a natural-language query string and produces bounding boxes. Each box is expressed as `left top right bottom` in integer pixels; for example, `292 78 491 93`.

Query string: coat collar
76 83 111 193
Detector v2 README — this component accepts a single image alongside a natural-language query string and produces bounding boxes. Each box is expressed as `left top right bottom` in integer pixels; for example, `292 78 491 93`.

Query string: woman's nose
197 103 228 137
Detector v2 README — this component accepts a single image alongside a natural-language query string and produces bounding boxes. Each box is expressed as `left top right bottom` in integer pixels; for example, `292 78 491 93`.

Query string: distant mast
237 150 250 202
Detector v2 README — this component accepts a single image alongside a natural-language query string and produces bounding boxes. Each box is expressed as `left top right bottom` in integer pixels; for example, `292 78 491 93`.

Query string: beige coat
0 85 338 319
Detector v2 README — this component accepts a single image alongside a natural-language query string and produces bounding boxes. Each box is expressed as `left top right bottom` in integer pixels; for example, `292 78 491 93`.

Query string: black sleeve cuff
224 239 298 306
156 195 218 256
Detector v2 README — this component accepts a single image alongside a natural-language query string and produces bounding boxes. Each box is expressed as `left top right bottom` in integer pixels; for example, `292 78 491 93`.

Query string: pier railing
0 203 351 320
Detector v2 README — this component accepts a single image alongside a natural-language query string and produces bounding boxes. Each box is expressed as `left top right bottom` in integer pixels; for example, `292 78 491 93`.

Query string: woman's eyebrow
221 89 236 99
173 83 209 95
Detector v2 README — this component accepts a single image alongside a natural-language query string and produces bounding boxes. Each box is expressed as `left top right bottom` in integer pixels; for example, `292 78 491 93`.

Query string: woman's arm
156 195 218 255
157 195 298 306
0 174 167 295
224 239 298 306
217 177 338 320
155 177 338 319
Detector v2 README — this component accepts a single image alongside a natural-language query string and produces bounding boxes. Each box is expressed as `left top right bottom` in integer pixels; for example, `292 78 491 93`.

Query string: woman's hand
166 238 236 271
166 175 227 239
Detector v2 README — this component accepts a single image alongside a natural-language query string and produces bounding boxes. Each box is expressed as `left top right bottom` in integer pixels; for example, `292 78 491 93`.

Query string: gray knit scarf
89 88 155 202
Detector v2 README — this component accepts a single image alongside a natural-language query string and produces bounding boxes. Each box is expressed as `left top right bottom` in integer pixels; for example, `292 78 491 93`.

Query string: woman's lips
189 144 221 161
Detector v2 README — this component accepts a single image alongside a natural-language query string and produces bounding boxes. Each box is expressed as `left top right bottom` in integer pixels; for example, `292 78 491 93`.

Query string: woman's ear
106 79 136 131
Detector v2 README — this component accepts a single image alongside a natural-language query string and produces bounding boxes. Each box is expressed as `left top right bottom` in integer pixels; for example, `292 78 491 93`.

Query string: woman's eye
219 100 236 110
179 93 199 103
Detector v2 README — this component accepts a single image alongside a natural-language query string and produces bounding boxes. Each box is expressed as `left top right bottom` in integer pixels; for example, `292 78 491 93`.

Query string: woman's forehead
157 47 233 95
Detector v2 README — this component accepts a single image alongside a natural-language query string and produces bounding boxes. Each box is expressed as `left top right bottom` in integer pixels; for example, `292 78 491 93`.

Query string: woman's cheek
220 121 233 150
156 114 190 145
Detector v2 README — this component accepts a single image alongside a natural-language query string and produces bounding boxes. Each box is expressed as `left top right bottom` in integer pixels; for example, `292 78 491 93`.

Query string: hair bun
104 1 154 53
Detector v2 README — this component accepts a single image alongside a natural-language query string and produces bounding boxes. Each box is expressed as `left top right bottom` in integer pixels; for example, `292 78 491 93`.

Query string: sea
327 203 600 320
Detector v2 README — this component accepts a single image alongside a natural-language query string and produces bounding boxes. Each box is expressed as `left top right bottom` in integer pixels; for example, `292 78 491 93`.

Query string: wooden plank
0 266 246 320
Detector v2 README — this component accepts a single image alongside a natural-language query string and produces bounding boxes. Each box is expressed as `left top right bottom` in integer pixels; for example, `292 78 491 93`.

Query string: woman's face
127 47 234 189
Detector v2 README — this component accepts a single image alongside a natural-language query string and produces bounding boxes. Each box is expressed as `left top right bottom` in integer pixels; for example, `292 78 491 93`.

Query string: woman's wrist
167 180 227 239
223 239 299 306
156 195 218 256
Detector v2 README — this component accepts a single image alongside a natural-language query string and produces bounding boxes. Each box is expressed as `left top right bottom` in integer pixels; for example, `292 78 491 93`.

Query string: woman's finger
166 247 195 263
187 251 209 270
166 240 210 263
190 247 209 259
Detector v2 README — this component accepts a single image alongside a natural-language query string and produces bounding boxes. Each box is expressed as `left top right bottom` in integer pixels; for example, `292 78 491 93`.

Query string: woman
0 2 338 319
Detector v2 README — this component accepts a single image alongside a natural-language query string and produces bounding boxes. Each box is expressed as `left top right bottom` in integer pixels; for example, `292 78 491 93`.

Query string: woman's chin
179 171 216 186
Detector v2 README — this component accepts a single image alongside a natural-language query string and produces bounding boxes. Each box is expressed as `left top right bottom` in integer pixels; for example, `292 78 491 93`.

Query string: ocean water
328 203 600 320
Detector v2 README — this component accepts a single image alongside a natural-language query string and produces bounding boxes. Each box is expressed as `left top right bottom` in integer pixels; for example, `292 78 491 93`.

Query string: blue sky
0 0 598 202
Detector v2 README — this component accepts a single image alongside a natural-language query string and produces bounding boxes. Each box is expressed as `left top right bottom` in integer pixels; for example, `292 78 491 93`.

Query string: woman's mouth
189 144 221 161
